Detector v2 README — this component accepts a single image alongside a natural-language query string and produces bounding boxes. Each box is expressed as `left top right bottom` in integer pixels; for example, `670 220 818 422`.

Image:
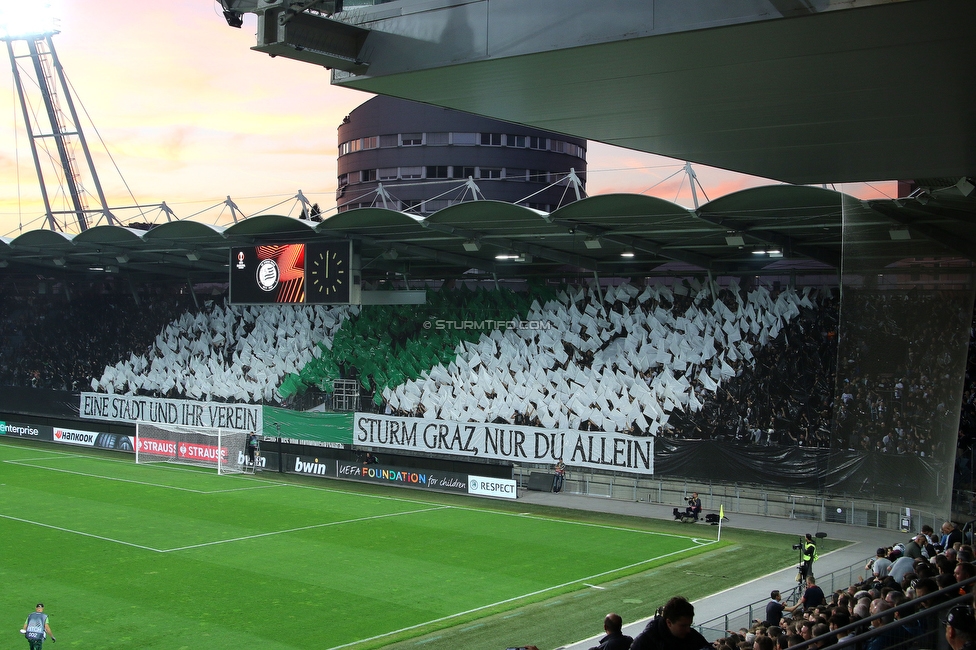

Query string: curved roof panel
1 187 973 283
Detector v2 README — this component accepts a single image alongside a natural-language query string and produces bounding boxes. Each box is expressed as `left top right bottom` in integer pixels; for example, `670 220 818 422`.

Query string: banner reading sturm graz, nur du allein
353 413 654 475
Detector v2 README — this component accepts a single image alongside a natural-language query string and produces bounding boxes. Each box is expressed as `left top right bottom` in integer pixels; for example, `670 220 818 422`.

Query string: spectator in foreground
588 613 633 650
945 605 976 650
630 596 711 650
630 596 710 650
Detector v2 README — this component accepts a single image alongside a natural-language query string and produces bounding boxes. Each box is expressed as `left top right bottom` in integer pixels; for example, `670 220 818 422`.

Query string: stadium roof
1 185 974 284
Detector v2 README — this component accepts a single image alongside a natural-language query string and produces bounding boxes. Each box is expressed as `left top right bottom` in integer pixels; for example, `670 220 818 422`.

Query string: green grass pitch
0 439 831 649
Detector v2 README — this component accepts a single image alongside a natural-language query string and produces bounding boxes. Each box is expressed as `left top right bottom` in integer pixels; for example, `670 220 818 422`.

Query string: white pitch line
0 513 164 552
161 505 451 552
2 460 285 495
3 460 214 493
324 541 714 650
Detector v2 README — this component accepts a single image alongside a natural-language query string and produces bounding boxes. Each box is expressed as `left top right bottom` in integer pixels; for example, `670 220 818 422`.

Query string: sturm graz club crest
255 259 280 292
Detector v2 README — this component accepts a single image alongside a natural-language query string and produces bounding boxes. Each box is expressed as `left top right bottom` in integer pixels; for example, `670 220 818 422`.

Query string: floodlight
583 237 601 249
462 240 481 252
889 229 911 241
725 235 745 247
620 251 635 258
0 0 59 39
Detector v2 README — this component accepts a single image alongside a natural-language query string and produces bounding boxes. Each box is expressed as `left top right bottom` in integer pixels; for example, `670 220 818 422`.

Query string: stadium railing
693 556 872 640
513 466 949 533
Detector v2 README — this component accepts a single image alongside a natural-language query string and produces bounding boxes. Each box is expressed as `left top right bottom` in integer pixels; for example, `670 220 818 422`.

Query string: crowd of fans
0 285 193 391
1 280 974 471
719 522 976 649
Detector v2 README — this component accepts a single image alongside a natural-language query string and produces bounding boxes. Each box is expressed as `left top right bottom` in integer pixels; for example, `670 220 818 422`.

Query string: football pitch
0 439 816 649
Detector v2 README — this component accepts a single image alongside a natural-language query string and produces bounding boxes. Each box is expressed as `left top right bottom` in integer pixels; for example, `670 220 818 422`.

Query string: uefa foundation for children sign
353 414 654 475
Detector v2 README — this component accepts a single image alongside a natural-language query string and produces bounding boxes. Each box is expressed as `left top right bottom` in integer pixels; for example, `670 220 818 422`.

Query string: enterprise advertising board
1 421 133 452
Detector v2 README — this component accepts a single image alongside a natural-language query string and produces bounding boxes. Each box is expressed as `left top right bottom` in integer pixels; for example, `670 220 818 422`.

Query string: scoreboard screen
229 244 305 304
229 242 353 304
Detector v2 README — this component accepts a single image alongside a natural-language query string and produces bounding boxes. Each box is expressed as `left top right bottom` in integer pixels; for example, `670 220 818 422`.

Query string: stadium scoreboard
229 242 355 304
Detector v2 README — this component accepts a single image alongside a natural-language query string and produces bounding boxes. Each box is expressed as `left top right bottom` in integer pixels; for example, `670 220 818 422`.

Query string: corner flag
718 504 725 540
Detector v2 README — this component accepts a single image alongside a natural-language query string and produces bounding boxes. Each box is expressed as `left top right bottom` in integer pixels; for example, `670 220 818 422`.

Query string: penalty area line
0 513 164 552
160 505 452 552
324 540 712 650
3 461 213 493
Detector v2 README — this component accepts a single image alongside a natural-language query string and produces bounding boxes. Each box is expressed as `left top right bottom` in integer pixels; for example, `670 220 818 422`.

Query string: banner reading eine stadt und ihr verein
80 393 262 433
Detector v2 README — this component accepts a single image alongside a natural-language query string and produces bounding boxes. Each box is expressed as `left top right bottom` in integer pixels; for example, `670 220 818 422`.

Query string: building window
378 168 398 181
337 173 348 186
402 199 422 212
426 132 449 146
423 199 450 212
479 167 502 179
379 134 398 147
529 136 547 150
400 166 423 179
452 166 475 179
507 168 526 181
452 132 477 145
480 133 502 146
426 166 449 179
507 134 526 148
360 169 376 182
401 133 423 146
362 136 379 150
529 170 548 183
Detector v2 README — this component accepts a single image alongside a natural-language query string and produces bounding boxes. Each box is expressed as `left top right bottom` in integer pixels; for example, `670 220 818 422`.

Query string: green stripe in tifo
262 405 353 444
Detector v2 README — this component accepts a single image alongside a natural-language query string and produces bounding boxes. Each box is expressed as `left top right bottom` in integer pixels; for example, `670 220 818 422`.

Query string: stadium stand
92 301 353 403
714 534 976 650
1 280 972 468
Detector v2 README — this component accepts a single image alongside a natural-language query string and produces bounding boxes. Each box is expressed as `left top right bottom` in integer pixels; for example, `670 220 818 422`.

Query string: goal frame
134 422 251 475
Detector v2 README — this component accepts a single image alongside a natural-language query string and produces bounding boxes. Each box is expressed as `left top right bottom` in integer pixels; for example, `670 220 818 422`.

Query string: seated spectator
942 521 964 551
869 547 892 579
864 600 896 650
888 554 916 583
954 562 976 593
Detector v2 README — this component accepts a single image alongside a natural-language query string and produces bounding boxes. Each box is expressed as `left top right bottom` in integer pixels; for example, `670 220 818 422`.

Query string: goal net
135 423 249 475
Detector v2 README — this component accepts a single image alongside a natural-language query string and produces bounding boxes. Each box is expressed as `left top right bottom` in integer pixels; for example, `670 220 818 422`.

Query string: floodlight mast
4 31 117 232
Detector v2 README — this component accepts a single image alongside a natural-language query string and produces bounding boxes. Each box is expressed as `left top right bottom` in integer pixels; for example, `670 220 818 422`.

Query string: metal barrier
514 467 950 533
694 556 872 641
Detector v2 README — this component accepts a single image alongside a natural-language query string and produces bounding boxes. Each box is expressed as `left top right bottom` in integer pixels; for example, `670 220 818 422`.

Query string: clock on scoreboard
229 241 354 304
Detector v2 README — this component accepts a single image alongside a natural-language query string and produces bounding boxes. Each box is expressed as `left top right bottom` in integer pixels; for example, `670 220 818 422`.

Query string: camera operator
797 533 817 581
684 492 702 520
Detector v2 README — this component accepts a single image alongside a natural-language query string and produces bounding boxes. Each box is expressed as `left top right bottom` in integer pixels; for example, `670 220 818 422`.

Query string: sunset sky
0 0 897 237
